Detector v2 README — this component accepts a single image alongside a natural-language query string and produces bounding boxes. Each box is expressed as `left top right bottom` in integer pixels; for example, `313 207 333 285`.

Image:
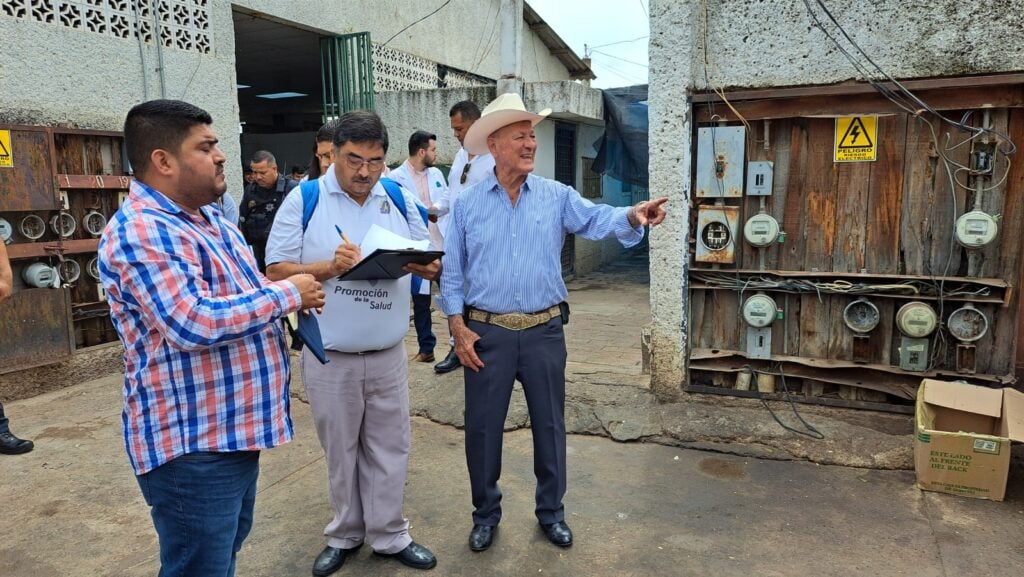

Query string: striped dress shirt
98 180 302 475
440 172 643 316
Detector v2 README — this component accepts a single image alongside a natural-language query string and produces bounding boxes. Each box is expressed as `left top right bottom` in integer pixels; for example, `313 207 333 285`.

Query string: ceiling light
256 92 307 100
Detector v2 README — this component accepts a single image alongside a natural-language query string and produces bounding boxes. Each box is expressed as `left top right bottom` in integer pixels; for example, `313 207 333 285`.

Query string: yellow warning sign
0 130 12 168
834 116 877 162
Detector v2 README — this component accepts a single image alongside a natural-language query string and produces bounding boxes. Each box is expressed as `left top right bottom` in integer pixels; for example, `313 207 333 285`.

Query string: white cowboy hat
463 93 552 155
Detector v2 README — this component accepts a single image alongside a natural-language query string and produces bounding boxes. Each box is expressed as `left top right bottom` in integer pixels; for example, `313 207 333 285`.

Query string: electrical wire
802 0 1017 155
590 49 648 68
743 365 825 440
381 0 453 47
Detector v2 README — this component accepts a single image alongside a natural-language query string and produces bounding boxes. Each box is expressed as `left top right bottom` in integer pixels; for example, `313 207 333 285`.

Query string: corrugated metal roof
523 2 596 81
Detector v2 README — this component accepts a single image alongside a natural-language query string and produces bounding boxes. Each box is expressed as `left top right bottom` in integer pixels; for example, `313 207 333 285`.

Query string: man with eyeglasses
265 110 440 575
432 100 495 374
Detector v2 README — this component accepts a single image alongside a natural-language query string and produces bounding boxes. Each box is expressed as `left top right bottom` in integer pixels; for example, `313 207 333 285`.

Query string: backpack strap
379 177 430 295
380 177 430 225
300 179 320 233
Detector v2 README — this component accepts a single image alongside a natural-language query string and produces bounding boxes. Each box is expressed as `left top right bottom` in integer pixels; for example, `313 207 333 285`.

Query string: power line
638 0 648 17
591 49 648 68
585 35 649 56
381 0 452 47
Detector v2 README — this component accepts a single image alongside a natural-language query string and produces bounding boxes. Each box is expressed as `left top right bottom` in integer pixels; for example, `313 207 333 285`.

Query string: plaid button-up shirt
99 180 302 475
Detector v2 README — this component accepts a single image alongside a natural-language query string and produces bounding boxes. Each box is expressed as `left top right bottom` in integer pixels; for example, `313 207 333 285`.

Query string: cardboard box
914 379 1024 501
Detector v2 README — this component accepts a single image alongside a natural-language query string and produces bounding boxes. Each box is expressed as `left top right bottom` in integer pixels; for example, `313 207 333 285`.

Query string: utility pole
497 0 524 96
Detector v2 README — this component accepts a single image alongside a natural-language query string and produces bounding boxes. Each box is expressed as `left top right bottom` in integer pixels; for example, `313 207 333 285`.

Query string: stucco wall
236 0 570 84
647 0 1024 400
0 0 577 202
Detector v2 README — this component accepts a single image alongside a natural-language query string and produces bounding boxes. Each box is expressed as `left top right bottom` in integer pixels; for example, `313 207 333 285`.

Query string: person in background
290 165 305 181
304 119 343 183
217 190 239 226
99 99 325 577
388 130 448 363
433 100 495 374
239 150 299 271
0 241 34 455
440 93 668 553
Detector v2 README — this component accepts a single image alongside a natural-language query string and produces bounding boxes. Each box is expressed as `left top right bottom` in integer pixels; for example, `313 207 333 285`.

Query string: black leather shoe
433 349 462 374
0 431 33 455
375 541 436 570
312 544 361 576
469 524 496 552
540 521 573 547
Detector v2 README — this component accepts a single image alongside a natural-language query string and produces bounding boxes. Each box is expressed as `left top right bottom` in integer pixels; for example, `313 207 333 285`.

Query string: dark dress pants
412 293 436 355
464 317 568 526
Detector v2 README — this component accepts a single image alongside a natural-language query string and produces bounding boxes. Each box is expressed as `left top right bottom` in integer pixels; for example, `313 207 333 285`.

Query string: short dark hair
316 118 342 143
251 150 276 166
290 165 304 174
124 99 212 176
449 100 481 121
408 130 436 157
332 110 389 153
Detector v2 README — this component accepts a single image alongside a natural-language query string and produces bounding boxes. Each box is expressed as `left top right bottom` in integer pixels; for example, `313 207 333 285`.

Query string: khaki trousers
301 343 412 554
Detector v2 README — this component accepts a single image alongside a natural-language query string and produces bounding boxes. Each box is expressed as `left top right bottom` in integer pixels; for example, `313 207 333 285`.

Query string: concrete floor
2 373 1024 577
3 252 1024 576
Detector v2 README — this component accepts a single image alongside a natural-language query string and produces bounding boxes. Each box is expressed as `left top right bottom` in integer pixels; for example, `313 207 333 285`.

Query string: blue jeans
136 451 260 577
412 293 436 354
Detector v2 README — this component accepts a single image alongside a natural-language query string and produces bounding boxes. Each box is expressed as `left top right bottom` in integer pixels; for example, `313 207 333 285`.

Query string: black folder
336 249 444 282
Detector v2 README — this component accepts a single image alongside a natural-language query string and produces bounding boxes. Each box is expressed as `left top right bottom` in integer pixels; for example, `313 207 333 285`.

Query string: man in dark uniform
240 150 299 271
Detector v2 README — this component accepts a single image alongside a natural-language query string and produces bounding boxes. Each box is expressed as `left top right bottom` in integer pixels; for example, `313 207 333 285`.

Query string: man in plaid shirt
99 99 325 577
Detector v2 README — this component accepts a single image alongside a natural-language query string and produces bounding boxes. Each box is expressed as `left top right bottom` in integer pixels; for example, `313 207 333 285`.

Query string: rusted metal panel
0 288 72 374
0 127 57 212
56 174 132 189
6 238 100 259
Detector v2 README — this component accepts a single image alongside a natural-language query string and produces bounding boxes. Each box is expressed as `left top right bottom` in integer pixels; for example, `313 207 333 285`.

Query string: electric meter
20 214 46 240
954 210 998 248
0 218 12 244
895 301 938 338
84 211 107 236
843 298 880 334
50 213 76 238
700 220 732 251
946 304 988 343
57 259 81 284
743 213 779 247
22 262 58 288
742 294 777 328
86 256 101 281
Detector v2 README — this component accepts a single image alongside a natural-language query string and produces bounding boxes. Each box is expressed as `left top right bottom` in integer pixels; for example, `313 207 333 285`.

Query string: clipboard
337 249 443 282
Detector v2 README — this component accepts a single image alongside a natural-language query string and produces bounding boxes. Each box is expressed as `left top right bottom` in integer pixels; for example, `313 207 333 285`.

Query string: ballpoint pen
334 224 351 245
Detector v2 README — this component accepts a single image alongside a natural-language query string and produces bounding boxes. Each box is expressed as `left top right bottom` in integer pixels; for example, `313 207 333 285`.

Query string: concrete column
647 0 701 401
497 0 524 96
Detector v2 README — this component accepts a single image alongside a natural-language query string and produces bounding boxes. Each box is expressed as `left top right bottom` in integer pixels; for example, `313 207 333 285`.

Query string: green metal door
321 32 375 119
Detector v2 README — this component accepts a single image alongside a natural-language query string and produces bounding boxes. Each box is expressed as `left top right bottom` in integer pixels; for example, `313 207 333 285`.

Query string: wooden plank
927 110 969 278
691 73 1024 103
999 110 1024 376
865 115 908 274
766 118 792 271
780 120 809 270
832 161 870 273
899 116 935 275
693 86 1024 122
5 238 100 259
781 292 801 356
800 119 837 272
799 293 831 359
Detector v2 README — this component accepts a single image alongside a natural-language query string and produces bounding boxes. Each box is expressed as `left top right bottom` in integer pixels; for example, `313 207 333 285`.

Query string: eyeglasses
315 151 334 162
343 153 385 172
460 162 472 184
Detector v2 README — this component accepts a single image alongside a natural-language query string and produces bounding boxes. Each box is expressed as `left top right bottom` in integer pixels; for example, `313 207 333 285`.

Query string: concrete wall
0 0 577 203
646 0 1024 399
236 0 570 83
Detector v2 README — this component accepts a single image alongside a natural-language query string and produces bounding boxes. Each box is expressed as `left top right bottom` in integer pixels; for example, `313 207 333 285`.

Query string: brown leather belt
466 305 561 331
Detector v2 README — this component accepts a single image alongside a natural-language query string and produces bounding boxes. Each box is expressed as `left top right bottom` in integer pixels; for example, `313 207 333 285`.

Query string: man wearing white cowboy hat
439 92 668 552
